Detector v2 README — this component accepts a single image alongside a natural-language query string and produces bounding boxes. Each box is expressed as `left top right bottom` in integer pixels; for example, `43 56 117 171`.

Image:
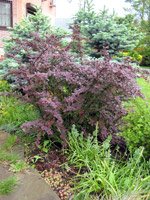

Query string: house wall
0 0 16 57
0 0 56 58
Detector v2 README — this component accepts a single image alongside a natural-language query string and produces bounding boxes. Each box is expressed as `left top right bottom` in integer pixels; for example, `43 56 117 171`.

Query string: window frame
26 3 36 16
0 0 13 30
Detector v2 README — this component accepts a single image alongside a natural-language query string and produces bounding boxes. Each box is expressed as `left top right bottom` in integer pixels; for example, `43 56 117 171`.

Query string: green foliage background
121 78 150 159
73 8 142 57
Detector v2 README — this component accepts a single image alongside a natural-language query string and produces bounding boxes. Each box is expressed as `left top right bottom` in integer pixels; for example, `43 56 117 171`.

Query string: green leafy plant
125 0 150 66
0 80 11 92
38 140 51 153
10 160 27 172
117 51 143 63
0 176 17 195
0 96 39 133
66 125 150 199
121 78 150 159
32 155 43 163
29 155 44 168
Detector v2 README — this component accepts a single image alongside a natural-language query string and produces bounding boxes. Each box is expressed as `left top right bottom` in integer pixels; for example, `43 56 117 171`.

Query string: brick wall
0 0 56 56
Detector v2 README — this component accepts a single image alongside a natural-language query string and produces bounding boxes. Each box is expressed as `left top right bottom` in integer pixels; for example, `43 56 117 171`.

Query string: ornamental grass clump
6 32 141 146
66 126 150 200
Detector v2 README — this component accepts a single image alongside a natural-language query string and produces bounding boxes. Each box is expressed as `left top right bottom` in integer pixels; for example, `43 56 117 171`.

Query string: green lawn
140 66 150 69
137 78 150 99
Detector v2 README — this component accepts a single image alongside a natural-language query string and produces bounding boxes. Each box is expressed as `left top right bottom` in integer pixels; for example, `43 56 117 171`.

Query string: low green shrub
127 51 143 63
121 78 150 159
117 51 143 63
10 160 27 172
0 80 11 92
66 126 150 200
0 96 39 133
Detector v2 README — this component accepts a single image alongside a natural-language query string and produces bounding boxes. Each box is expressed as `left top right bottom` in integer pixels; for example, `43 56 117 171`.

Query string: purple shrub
7 33 141 146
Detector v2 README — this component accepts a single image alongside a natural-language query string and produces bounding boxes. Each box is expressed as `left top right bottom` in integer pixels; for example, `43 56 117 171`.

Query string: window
0 0 12 29
26 3 36 16
50 0 56 7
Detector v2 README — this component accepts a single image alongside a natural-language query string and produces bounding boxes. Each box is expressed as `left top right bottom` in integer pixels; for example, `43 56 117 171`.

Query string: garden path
0 131 60 200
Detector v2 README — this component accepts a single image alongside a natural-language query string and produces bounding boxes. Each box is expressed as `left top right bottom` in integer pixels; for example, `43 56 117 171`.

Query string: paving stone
0 165 13 180
0 131 60 200
0 131 10 147
0 169 60 200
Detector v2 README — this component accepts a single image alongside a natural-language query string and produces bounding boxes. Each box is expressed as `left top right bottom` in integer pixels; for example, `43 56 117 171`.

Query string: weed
10 160 27 172
38 140 52 153
0 176 17 195
29 155 44 168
